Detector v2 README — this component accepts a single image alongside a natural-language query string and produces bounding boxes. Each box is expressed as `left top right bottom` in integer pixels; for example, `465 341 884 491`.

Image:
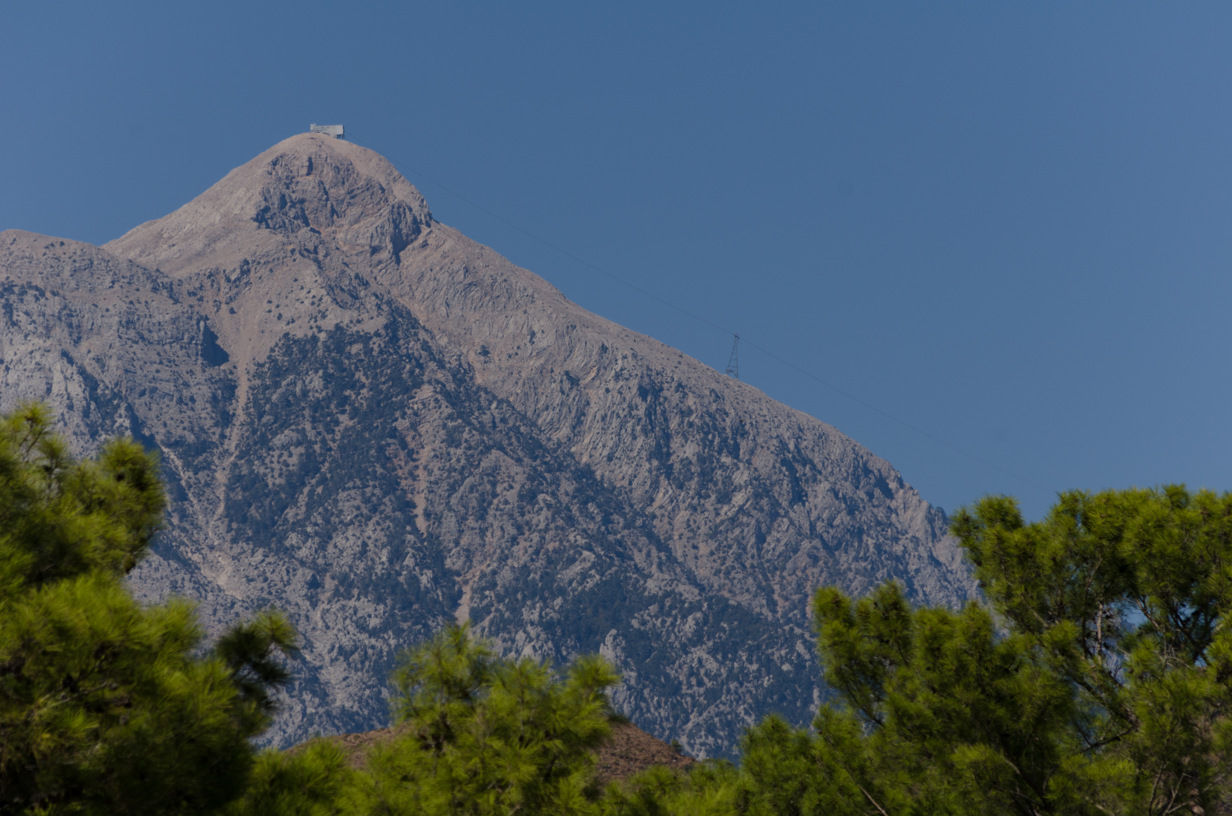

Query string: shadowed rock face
0 134 974 757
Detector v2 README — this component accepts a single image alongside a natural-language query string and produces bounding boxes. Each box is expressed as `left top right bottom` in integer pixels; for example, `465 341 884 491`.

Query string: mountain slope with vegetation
9 416 1228 814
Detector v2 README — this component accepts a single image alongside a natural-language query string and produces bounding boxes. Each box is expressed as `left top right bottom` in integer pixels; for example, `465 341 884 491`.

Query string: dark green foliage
808 583 1078 814
0 404 297 815
0 403 163 588
225 741 358 816
599 762 741 816
784 486 1232 815
950 487 1232 813
215 610 301 727
359 623 620 815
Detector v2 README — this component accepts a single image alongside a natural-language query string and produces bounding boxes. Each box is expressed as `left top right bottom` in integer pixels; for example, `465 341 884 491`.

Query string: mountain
0 133 974 756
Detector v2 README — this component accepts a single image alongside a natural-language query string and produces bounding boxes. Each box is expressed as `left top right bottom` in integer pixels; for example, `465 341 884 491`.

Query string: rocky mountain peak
106 134 432 280
3 134 976 757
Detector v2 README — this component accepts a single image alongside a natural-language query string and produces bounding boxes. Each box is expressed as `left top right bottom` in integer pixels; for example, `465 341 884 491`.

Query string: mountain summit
0 133 973 755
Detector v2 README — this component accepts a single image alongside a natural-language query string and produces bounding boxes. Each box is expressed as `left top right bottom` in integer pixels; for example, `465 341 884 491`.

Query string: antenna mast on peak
309 124 345 139
725 334 740 379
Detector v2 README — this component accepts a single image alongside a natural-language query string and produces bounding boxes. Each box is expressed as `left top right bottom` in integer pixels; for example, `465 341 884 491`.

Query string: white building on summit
309 123 344 138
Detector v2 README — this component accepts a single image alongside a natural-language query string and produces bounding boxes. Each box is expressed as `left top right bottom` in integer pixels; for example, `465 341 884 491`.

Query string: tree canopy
772 486 1232 815
0 404 297 815
361 623 620 815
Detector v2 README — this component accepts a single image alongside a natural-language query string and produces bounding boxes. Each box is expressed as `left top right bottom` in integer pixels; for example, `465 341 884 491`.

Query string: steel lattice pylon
725 334 739 379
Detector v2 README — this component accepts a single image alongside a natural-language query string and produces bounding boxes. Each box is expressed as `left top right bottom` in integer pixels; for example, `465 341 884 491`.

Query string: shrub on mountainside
0 404 297 815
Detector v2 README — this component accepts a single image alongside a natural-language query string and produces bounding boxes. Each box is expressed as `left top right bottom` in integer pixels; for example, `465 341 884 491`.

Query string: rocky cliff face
0 134 974 756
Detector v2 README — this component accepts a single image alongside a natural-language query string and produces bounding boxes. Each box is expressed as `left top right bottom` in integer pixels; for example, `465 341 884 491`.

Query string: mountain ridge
0 133 974 756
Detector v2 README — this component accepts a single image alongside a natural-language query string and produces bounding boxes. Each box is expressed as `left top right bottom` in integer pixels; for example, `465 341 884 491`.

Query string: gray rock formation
0 134 974 757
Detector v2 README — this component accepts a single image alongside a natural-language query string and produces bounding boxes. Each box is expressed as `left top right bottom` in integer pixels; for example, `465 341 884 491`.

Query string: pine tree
784 486 1232 815
0 404 297 815
359 623 620 816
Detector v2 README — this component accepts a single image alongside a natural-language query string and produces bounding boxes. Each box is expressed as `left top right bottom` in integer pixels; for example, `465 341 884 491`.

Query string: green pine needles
0 405 297 815
772 487 1232 816
364 624 620 815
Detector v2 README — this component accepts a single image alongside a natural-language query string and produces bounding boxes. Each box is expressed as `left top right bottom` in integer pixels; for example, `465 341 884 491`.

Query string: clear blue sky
3 2 1230 522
